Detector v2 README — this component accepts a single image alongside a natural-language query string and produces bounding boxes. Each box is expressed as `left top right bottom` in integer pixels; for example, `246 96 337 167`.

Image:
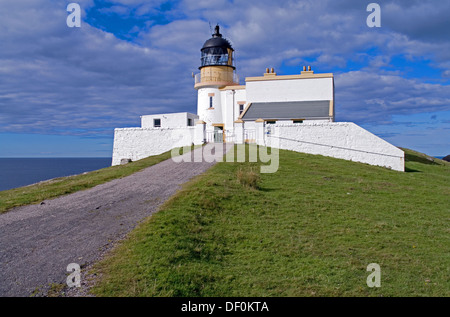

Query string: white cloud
0 0 449 140
335 71 450 123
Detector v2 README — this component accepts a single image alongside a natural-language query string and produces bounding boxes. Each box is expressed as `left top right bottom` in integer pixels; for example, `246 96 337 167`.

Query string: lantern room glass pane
201 47 234 67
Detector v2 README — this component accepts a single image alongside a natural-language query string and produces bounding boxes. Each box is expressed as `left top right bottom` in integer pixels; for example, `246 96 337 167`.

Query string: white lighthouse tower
194 25 240 142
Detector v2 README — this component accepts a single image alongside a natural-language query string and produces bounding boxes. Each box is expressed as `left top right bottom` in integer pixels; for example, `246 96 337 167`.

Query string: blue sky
0 0 449 157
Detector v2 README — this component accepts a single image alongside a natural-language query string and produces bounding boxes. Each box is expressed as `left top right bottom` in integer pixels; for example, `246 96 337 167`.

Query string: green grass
92 147 448 296
0 150 183 213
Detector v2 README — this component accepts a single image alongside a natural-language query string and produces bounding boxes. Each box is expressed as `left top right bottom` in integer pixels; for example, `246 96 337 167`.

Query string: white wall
111 127 195 165
197 87 223 129
246 77 333 103
256 122 404 171
234 89 247 121
141 112 198 128
221 90 233 131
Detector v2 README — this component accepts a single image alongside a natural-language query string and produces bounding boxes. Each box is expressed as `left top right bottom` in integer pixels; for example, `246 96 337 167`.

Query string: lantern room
195 25 239 89
200 25 235 69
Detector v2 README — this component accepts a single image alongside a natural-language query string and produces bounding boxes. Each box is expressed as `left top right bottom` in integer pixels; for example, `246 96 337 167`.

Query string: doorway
213 125 224 143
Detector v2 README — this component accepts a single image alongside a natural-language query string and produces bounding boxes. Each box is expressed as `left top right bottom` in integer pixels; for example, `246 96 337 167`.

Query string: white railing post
194 120 206 145
255 118 265 146
234 120 244 144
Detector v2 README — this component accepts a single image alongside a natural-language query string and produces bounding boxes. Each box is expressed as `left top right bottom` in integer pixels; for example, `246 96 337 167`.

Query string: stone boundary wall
111 127 195 166
259 122 404 171
112 122 404 171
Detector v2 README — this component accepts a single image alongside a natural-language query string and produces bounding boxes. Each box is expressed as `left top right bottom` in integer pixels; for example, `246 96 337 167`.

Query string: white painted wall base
257 122 404 171
111 127 196 166
112 122 404 172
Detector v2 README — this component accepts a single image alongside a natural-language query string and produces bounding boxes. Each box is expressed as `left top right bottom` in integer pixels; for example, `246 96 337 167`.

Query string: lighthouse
194 25 241 142
112 25 404 171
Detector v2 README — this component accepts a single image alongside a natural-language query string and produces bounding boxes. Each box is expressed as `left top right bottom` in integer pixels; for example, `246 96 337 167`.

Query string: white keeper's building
112 25 404 171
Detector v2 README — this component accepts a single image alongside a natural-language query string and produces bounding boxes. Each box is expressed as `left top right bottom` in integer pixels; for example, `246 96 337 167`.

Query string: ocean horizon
0 157 112 192
0 155 446 192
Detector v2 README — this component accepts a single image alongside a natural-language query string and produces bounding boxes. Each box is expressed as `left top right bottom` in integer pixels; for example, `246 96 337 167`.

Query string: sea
0 158 112 192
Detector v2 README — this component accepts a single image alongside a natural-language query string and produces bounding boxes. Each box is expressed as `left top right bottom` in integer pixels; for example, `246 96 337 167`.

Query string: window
266 120 276 124
239 104 244 115
153 118 161 127
209 96 213 108
293 120 304 124
187 118 193 126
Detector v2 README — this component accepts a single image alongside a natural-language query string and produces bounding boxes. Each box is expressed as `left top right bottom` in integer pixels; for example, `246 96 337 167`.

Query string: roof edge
246 73 334 82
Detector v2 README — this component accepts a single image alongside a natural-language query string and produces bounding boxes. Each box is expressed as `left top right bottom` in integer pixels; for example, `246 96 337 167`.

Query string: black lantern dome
200 25 235 69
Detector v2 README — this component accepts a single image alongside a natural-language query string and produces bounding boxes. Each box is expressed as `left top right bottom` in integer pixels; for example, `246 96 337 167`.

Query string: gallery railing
194 73 239 85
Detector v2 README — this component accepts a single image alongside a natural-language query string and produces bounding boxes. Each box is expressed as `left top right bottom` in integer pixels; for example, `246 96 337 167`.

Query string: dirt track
0 148 217 297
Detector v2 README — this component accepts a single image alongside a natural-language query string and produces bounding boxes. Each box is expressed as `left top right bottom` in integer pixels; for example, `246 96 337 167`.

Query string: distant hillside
400 147 450 167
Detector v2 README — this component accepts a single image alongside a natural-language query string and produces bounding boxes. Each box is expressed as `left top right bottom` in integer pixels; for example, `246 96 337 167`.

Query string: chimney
301 65 314 75
264 67 277 76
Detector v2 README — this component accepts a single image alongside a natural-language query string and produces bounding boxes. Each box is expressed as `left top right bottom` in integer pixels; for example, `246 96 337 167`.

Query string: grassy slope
92 148 447 296
91 147 449 297
0 151 175 213
91 147 450 297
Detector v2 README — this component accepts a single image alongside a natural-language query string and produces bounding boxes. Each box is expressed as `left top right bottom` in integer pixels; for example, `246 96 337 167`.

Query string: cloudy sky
0 0 449 157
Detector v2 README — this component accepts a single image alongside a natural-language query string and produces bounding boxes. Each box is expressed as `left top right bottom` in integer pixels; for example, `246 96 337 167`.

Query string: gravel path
0 147 220 297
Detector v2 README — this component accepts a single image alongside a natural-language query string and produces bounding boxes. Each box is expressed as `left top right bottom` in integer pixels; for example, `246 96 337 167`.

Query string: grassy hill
0 148 196 214
90 147 450 297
